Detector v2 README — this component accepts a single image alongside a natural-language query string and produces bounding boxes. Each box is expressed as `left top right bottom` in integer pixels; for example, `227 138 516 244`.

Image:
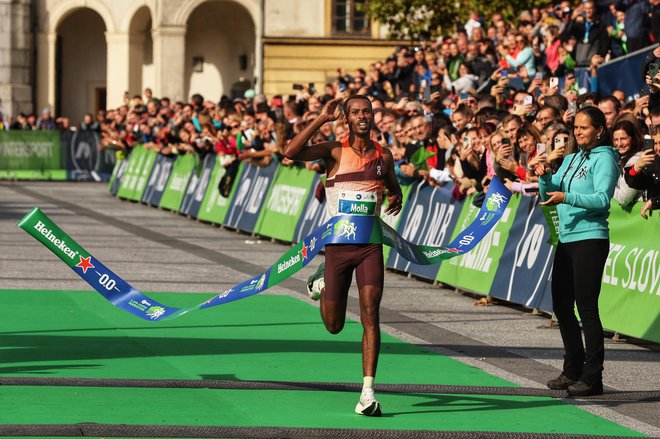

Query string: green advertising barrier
381 183 414 262
115 146 157 202
600 201 660 343
436 193 520 293
0 131 65 179
116 146 146 200
254 165 316 241
159 154 198 211
132 149 158 201
196 160 242 225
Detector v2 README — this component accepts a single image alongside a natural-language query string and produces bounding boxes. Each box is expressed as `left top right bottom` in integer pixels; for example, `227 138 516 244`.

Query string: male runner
284 95 402 416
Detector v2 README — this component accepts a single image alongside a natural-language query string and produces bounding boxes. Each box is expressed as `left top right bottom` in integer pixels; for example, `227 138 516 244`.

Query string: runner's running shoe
355 387 382 416
306 262 325 301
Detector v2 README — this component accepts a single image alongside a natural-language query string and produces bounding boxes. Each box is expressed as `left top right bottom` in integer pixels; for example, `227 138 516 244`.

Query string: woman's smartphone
536 143 546 155
650 63 659 81
568 101 577 113
643 135 654 150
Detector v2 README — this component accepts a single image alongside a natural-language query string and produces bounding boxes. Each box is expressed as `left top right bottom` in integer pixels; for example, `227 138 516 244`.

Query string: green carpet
0 289 644 436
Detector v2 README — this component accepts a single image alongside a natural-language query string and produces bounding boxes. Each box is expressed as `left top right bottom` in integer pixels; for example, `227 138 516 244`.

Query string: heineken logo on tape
34 221 78 259
422 247 461 258
277 253 301 274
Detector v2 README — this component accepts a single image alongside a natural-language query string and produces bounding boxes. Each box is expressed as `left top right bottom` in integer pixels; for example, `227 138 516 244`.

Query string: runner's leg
355 244 384 377
321 245 353 334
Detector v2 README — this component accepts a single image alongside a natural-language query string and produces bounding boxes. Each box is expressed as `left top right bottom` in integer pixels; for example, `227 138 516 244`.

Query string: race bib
337 190 378 216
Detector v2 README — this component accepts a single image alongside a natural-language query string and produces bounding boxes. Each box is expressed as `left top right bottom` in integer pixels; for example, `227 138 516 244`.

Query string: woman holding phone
611 119 644 207
535 106 619 397
624 126 660 219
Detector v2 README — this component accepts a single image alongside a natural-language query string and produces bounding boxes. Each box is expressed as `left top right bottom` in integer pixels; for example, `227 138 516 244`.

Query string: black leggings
551 239 609 385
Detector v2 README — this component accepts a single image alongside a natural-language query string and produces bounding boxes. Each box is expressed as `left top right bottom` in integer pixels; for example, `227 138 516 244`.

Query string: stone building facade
0 0 397 123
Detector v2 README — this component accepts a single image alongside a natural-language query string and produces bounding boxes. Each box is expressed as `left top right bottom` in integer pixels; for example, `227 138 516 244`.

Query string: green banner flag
600 201 660 343
436 193 520 293
159 154 197 211
254 166 316 242
410 147 436 170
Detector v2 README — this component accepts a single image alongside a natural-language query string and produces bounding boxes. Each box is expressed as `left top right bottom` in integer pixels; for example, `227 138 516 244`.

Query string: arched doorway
56 8 107 124
128 6 154 98
185 1 256 101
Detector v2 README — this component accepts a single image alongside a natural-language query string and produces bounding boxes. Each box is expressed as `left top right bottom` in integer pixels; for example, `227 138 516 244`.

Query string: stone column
35 32 57 115
0 0 33 116
152 25 186 101
105 32 130 109
254 4 264 94
128 31 146 97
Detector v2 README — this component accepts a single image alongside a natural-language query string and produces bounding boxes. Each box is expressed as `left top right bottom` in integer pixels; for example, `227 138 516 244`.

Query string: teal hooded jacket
538 146 619 243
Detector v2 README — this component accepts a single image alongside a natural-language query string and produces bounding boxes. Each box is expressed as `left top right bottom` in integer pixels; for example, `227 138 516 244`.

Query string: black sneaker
568 380 603 397
547 373 577 390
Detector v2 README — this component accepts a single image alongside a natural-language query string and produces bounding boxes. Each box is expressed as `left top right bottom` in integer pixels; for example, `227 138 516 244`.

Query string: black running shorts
323 244 384 301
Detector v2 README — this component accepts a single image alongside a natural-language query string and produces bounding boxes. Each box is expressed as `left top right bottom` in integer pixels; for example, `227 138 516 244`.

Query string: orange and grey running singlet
325 138 386 219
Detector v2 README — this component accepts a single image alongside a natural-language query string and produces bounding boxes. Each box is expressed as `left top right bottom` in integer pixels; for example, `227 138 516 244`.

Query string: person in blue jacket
535 106 619 397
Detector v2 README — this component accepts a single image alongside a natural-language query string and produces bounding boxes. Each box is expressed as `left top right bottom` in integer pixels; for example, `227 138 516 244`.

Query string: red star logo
447 248 462 254
76 255 95 273
300 243 309 259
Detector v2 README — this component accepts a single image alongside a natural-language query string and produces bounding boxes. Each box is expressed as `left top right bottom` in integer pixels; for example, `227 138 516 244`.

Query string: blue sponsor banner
293 174 327 242
65 130 116 181
223 160 278 232
488 196 555 312
142 155 175 207
387 181 463 280
597 45 656 98
109 160 127 195
180 154 216 218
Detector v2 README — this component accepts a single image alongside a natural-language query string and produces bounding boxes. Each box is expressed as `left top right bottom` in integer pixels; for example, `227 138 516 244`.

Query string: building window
332 0 370 36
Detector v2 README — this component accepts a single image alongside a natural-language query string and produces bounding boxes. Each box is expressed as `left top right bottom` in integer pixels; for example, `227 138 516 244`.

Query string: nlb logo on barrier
34 220 77 259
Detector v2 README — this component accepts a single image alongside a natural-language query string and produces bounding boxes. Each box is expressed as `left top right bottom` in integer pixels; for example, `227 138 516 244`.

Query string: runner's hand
321 97 343 122
384 194 402 216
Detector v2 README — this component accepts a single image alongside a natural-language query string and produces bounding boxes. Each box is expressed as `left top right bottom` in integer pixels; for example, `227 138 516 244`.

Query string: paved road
1 181 658 437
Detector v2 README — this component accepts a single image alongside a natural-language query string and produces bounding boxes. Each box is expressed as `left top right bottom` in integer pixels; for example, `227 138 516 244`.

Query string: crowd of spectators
2 0 659 216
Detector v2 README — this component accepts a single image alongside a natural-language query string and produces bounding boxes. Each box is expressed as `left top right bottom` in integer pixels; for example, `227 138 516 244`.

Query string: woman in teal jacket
536 106 619 397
